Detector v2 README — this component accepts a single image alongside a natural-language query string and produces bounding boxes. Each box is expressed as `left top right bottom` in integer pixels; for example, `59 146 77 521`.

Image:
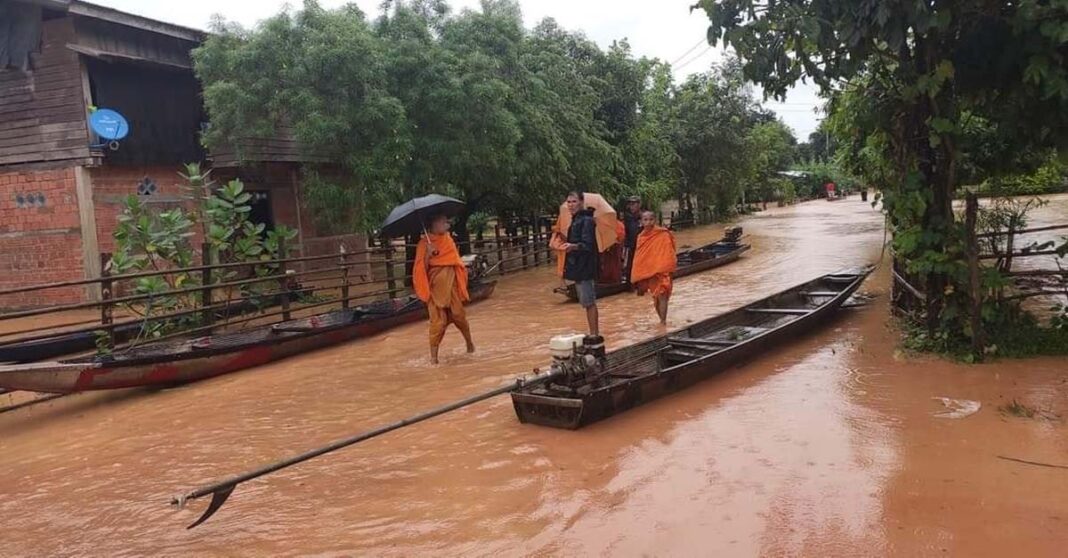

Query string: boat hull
0 282 496 393
0 293 306 364
514 270 868 429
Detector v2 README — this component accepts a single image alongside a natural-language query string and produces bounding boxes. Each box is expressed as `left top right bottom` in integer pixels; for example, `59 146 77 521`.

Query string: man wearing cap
622 196 643 283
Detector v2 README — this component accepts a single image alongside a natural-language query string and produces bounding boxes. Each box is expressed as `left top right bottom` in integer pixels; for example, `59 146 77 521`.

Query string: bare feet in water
466 343 476 354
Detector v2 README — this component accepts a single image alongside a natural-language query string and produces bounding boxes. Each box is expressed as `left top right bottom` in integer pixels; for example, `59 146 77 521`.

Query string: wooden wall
210 126 331 168
0 17 91 167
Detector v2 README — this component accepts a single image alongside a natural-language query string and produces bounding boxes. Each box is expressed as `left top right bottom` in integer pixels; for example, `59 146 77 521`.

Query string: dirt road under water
2 196 1066 557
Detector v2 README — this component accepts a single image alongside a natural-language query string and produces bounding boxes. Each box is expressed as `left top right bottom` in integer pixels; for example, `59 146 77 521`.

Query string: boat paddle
171 368 563 529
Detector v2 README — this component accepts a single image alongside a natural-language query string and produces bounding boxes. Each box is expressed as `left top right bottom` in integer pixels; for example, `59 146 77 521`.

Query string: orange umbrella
552 193 619 278
554 193 618 253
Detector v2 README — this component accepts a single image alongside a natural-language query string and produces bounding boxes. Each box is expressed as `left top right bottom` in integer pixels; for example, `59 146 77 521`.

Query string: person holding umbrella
381 195 476 364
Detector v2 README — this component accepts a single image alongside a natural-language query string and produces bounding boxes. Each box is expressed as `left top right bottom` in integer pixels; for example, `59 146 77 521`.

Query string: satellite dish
88 109 130 141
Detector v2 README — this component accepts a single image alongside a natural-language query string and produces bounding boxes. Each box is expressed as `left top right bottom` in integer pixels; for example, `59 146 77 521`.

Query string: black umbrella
379 194 466 239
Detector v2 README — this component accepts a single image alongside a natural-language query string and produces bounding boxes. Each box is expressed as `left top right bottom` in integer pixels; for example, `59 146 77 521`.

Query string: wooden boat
0 292 309 364
513 268 871 429
0 281 496 393
554 237 751 302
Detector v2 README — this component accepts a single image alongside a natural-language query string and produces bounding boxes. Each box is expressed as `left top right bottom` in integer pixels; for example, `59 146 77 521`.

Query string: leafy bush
791 161 861 199
105 163 297 345
978 157 1068 197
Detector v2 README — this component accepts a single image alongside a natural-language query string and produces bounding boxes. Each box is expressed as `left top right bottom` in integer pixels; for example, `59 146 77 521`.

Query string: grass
900 310 1068 362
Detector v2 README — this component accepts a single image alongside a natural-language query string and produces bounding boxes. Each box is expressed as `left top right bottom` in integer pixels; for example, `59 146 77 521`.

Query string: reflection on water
2 195 1066 557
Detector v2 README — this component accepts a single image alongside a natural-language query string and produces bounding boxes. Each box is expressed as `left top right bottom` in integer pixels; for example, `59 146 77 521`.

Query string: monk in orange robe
413 214 475 364
549 221 568 286
631 210 677 324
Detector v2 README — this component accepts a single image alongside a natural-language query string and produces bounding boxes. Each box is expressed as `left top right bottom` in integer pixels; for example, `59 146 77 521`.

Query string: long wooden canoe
0 292 308 364
554 239 750 302
513 268 871 429
0 281 496 394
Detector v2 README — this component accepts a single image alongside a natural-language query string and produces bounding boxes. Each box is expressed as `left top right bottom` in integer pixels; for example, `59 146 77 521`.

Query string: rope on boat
171 369 564 529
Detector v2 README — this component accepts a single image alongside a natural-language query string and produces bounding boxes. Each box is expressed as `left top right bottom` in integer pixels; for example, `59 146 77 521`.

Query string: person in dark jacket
622 196 642 282
562 191 599 335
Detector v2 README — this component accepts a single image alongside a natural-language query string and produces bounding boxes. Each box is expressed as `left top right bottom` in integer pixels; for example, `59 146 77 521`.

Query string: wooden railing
0 223 563 360
890 194 1067 354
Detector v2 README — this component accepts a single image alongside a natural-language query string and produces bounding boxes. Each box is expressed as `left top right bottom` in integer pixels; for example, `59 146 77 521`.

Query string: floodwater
2 195 1066 557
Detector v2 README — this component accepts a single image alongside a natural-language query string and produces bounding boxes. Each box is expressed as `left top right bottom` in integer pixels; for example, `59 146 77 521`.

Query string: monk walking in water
631 210 677 324
413 214 476 364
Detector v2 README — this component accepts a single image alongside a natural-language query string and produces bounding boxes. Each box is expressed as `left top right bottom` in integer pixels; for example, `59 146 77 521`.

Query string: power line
669 38 708 66
673 45 714 72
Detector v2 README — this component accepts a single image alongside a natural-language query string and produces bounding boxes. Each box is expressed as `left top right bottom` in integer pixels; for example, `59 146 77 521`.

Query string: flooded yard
1 195 1065 556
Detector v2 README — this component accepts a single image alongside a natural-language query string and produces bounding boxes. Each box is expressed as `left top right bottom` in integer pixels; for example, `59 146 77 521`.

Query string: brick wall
0 167 86 309
0 162 357 309
213 162 320 255
90 165 199 255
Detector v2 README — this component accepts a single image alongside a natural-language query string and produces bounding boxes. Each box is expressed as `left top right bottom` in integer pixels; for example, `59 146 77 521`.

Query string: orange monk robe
631 226 677 298
413 233 472 348
549 222 568 278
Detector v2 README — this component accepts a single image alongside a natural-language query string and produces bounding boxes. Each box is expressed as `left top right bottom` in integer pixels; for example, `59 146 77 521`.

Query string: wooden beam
66 43 193 70
74 166 101 301
67 1 205 42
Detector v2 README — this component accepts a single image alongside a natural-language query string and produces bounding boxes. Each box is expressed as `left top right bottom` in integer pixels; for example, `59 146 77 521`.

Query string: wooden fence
891 192 1068 354
0 222 561 361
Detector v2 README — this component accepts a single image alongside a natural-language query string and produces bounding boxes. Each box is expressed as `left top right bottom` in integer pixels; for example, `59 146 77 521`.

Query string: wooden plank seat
270 325 320 333
746 308 812 315
799 291 840 297
668 337 737 350
663 348 707 363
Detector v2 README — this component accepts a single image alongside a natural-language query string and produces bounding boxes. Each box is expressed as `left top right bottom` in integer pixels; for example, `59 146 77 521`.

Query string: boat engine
548 334 607 390
462 254 490 281
723 226 743 244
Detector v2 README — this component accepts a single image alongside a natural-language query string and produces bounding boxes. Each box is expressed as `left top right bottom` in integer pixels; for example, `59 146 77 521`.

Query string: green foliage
194 1 795 238
744 120 796 205
107 164 298 348
791 160 860 200
901 308 1068 361
669 60 764 218
699 0 1068 350
979 156 1068 197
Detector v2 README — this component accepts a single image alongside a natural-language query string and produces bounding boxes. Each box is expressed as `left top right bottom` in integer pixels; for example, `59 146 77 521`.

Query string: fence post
340 244 350 309
545 219 554 260
99 252 114 349
965 193 984 359
200 242 213 329
494 222 506 275
383 238 398 295
278 237 291 321
521 222 530 269
532 215 541 267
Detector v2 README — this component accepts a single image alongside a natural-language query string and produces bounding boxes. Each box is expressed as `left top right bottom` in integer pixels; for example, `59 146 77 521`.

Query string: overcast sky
94 0 823 139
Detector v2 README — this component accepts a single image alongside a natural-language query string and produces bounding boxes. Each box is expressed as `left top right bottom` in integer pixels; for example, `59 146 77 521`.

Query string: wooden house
0 0 363 307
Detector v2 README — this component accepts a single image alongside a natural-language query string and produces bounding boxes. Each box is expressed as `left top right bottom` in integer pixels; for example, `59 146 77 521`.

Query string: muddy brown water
2 195 1066 556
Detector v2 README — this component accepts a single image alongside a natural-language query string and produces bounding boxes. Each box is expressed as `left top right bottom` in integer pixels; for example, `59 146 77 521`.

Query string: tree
698 0 1068 334
744 119 796 207
669 60 757 218
194 1 408 233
